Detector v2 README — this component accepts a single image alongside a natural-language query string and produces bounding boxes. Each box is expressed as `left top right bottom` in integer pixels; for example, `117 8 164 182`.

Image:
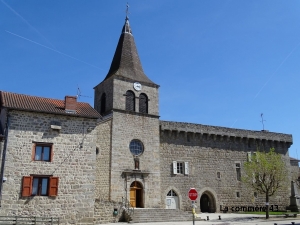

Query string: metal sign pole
192 200 195 225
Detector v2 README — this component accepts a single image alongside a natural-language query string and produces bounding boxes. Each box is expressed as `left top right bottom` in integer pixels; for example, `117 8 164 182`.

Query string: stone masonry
0 109 98 224
160 120 294 213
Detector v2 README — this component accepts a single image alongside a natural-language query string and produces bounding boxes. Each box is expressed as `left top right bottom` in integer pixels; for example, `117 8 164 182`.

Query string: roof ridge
0 91 100 119
0 90 84 103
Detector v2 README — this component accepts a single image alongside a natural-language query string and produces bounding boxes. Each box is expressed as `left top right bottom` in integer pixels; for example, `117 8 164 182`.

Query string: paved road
100 213 300 225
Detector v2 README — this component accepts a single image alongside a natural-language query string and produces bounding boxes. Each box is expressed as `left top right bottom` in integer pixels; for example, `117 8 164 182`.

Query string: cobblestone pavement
100 213 300 225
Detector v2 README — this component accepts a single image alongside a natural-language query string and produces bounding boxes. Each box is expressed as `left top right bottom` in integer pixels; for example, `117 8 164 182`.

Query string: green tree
242 148 288 219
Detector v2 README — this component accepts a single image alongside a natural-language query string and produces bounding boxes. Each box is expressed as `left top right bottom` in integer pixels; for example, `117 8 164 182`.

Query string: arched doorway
130 181 143 208
200 192 216 213
166 190 179 209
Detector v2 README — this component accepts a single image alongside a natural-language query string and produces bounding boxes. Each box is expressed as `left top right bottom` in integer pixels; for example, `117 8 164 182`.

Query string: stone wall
95 117 112 201
160 121 293 213
94 199 123 224
110 111 161 208
0 110 98 224
112 78 159 116
94 77 114 115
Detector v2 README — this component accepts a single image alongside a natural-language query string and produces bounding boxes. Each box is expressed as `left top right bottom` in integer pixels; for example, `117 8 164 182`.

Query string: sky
1 1 300 159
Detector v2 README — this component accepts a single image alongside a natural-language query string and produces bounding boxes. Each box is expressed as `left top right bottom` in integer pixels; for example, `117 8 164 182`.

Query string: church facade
0 16 298 224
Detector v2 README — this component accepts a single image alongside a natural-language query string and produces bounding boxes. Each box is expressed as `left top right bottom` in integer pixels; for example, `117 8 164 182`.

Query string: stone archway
163 186 183 209
200 191 216 213
166 189 179 209
130 181 143 208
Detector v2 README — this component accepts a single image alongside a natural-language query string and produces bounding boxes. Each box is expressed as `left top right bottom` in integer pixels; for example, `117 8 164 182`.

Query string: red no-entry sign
188 188 198 201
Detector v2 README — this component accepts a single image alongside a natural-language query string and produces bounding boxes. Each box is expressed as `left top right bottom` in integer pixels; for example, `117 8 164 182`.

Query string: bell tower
94 12 161 208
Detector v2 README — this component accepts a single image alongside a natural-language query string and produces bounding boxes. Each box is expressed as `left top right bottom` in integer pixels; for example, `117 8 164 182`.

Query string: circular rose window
129 139 144 156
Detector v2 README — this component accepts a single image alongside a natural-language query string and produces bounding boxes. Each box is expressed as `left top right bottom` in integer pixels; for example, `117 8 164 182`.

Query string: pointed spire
103 6 157 87
123 3 132 34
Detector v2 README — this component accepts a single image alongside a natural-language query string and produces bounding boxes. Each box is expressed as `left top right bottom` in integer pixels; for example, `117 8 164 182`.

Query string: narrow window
100 93 106 115
126 91 135 111
32 177 49 196
187 133 191 142
254 192 258 198
177 162 184 174
139 93 148 113
236 163 241 181
33 143 52 162
217 172 221 179
167 190 178 196
247 152 257 162
236 192 240 198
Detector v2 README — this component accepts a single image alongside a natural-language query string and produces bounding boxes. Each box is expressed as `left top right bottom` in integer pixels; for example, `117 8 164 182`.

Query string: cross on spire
126 3 130 19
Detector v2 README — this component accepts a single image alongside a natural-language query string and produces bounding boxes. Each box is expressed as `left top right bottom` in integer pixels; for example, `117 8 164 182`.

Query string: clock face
133 82 142 91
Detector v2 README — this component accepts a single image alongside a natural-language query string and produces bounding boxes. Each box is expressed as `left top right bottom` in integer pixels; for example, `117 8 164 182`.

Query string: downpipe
0 114 10 207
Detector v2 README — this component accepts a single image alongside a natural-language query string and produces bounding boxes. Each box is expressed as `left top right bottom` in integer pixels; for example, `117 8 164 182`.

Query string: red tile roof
0 91 100 119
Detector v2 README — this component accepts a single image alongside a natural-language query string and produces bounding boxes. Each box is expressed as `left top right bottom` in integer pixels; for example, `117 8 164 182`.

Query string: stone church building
0 15 298 224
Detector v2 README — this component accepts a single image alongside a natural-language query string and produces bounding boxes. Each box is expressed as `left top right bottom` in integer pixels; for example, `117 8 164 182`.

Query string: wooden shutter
50 145 54 162
22 176 33 197
247 152 251 162
49 177 59 196
253 152 258 162
184 162 189 175
173 161 177 174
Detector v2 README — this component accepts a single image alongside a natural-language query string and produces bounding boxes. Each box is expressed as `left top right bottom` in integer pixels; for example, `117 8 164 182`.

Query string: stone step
130 208 203 223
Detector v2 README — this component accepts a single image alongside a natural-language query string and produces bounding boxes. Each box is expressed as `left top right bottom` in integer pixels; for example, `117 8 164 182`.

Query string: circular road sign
188 188 198 201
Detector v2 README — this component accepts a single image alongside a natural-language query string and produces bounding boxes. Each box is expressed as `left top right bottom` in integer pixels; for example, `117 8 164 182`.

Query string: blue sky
1 1 300 159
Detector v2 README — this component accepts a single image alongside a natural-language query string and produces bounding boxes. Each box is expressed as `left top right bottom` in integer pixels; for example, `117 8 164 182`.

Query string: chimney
65 96 77 113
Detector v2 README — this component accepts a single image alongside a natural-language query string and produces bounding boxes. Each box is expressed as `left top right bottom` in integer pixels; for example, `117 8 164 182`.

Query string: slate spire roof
103 16 158 87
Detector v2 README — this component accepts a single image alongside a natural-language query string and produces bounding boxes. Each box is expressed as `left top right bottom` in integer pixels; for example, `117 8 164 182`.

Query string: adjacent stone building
0 15 298 224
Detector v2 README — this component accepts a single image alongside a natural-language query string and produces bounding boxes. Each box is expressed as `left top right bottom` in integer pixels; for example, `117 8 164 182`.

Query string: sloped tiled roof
0 91 100 119
103 17 158 87
290 157 300 162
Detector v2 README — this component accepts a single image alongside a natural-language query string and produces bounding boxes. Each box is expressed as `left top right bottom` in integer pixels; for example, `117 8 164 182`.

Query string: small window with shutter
173 161 189 175
22 175 59 197
247 152 257 162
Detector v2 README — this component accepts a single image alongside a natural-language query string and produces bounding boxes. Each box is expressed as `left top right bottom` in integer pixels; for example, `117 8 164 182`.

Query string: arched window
139 93 148 114
126 90 135 111
100 93 106 115
167 190 178 196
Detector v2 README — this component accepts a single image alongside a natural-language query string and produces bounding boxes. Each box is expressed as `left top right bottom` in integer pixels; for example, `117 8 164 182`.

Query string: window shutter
49 177 59 196
173 161 177 174
31 144 36 161
50 146 54 162
22 176 33 197
253 152 258 162
184 162 189 175
247 152 252 162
